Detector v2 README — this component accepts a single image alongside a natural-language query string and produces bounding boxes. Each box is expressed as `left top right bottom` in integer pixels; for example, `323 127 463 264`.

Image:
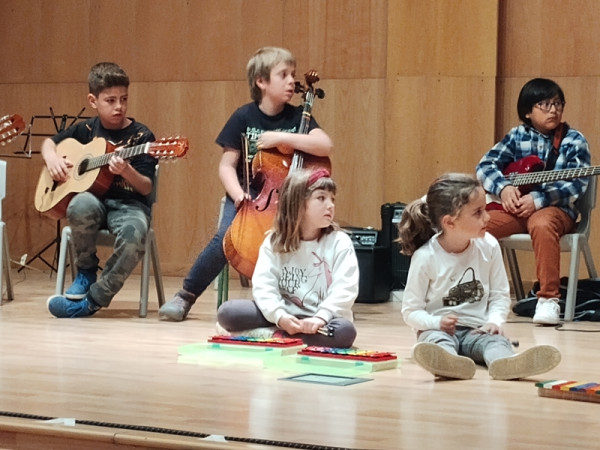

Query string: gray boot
158 289 196 322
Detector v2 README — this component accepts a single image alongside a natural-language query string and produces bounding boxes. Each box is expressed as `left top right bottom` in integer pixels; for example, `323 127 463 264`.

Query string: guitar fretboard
80 143 150 173
510 165 600 186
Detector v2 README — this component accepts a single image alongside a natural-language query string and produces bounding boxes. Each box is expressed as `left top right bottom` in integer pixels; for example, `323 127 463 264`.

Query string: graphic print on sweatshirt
280 251 332 309
442 267 484 307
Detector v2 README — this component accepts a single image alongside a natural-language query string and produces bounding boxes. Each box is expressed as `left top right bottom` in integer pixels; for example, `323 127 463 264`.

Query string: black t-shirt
51 116 157 206
215 102 320 185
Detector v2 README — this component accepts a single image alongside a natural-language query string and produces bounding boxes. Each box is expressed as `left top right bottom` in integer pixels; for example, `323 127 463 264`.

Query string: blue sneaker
65 268 97 300
47 295 100 318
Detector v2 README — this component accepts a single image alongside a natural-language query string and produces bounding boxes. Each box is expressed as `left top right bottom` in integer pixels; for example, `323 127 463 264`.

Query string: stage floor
0 270 599 449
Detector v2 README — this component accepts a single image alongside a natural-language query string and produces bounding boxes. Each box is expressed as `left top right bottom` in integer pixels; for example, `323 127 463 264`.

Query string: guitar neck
512 165 600 186
84 142 150 172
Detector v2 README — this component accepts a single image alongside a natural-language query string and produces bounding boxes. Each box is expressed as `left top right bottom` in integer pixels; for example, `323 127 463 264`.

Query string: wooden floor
0 269 599 450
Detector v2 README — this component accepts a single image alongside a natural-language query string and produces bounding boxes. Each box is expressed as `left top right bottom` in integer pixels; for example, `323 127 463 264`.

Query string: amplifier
381 202 411 290
343 227 378 247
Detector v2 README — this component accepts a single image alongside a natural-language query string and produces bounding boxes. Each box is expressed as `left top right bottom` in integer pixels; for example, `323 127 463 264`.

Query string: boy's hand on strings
440 313 459 335
513 194 535 218
45 153 73 182
499 185 522 215
257 131 294 155
234 192 252 209
108 153 130 176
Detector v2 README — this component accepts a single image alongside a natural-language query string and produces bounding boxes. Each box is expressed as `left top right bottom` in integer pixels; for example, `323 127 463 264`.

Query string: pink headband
308 168 331 186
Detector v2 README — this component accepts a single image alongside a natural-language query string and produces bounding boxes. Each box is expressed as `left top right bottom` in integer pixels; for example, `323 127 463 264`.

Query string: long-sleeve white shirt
252 230 359 327
401 232 510 331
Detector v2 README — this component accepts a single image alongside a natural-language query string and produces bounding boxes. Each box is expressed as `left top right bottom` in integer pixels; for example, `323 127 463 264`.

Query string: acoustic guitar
34 137 189 220
0 114 26 145
486 155 600 211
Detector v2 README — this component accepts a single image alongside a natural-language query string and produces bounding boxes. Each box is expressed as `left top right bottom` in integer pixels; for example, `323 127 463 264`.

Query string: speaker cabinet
355 245 392 303
381 202 411 290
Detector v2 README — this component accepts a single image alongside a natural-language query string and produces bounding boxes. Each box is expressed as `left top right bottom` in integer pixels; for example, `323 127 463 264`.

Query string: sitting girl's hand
298 317 327 334
278 315 303 335
476 322 505 336
440 313 459 335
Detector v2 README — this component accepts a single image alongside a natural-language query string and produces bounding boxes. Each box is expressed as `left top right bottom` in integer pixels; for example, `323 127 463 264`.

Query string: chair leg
564 236 583 322
504 248 525 300
581 241 598 279
217 264 229 309
55 226 72 296
0 222 13 302
139 229 165 318
3 224 13 301
139 233 152 318
149 230 165 307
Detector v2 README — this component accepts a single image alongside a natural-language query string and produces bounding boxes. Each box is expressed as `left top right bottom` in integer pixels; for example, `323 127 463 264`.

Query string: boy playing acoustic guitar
42 62 157 318
476 78 591 325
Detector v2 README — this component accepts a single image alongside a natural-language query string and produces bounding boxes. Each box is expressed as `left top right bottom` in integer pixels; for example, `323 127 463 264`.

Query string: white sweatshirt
401 232 510 331
252 230 359 326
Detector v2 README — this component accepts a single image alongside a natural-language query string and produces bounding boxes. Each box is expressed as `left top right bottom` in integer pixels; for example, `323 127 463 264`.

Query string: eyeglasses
535 100 565 112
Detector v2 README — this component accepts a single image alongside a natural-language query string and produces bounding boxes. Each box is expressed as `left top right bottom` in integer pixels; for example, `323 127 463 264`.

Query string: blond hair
246 47 296 102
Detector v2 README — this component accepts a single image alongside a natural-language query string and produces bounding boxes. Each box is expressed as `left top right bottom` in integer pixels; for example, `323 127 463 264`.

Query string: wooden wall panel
384 76 497 203
498 0 600 77
388 0 498 77
385 0 498 204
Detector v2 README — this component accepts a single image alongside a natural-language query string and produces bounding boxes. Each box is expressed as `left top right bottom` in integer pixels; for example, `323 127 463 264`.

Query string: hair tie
308 168 331 186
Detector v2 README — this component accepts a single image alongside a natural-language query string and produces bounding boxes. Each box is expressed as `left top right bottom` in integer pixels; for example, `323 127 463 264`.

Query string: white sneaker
532 297 560 325
233 327 278 339
215 322 231 336
412 342 476 380
488 345 561 380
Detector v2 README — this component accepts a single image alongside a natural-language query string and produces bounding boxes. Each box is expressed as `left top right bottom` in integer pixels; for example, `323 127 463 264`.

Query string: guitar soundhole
78 159 89 176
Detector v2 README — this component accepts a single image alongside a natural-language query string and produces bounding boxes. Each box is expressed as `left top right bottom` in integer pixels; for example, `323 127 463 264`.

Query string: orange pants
486 206 575 299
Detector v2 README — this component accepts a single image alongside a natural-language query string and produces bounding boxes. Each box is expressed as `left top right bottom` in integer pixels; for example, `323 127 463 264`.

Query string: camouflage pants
66 192 150 307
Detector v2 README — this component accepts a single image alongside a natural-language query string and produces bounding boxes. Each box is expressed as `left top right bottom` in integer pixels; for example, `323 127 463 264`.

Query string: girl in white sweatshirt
398 173 561 380
217 168 359 348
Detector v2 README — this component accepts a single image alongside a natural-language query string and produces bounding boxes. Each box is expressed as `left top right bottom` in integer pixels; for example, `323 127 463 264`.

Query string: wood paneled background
0 0 597 283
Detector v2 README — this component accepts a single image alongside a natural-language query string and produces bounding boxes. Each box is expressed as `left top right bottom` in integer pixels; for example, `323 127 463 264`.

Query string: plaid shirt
476 123 591 220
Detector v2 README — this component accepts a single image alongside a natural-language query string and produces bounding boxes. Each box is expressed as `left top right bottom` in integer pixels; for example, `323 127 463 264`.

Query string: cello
223 70 331 279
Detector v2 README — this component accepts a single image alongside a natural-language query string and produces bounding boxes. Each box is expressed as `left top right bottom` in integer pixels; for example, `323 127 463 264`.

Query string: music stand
17 107 91 275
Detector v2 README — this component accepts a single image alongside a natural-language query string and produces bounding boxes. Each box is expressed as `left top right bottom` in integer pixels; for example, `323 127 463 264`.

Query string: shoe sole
412 342 476 380
489 345 561 380
158 310 184 322
64 292 87 300
532 316 560 325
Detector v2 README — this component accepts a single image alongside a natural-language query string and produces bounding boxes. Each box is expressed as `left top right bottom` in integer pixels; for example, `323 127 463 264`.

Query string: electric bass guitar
34 137 189 220
0 114 26 146
486 155 600 211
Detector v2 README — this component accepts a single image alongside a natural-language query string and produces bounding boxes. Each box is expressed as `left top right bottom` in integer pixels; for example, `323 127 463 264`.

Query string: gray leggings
217 299 357 348
418 326 514 367
67 192 150 307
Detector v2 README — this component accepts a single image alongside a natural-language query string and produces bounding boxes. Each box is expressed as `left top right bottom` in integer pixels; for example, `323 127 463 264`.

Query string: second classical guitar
35 137 188 220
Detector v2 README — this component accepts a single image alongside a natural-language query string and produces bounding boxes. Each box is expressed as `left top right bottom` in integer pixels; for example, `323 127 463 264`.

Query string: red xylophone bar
298 346 397 362
208 335 304 348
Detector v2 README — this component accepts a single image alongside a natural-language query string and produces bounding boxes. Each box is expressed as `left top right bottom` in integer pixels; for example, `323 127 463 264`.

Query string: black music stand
17 107 91 275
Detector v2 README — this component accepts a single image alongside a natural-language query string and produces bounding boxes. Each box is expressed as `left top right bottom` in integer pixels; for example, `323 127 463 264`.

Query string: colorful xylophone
208 335 304 348
298 346 397 362
536 380 600 404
